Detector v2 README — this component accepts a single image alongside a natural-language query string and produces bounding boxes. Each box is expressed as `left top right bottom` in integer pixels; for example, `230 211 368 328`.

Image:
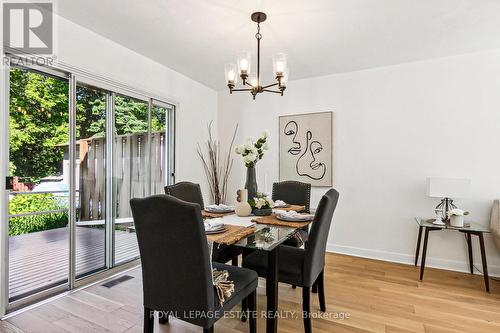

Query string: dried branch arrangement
197 121 238 205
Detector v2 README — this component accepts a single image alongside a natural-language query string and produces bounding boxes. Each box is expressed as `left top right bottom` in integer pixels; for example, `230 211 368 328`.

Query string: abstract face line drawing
284 120 301 155
279 112 333 186
296 131 326 180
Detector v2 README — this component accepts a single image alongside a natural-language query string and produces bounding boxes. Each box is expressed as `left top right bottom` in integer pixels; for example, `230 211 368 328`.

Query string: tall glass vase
245 166 257 201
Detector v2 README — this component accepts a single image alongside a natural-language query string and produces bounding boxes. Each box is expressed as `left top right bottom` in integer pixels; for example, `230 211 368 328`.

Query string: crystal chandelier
224 12 288 100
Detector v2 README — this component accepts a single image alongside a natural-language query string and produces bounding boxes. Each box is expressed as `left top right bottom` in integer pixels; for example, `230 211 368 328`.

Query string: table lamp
426 177 471 220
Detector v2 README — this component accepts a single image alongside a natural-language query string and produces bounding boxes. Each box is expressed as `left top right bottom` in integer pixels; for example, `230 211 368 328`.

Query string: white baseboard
327 244 500 278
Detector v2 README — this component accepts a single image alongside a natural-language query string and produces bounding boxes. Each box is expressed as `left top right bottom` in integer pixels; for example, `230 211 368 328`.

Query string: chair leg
241 297 248 322
204 326 214 333
144 307 154 333
302 287 312 333
248 290 257 333
317 270 326 312
312 280 318 294
232 256 239 266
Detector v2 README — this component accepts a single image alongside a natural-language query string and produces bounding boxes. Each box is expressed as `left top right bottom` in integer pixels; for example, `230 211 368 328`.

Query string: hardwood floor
3 253 500 333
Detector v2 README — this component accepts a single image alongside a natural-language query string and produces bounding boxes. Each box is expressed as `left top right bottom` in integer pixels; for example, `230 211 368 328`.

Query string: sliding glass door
3 62 175 310
8 67 70 300
75 84 108 278
151 101 175 194
113 94 149 264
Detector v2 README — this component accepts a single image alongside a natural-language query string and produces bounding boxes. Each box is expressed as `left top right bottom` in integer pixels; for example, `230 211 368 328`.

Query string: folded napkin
206 204 235 211
273 200 288 208
204 218 225 230
276 210 314 221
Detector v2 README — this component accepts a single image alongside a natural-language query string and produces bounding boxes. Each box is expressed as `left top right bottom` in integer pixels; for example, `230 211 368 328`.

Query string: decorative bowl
253 208 272 216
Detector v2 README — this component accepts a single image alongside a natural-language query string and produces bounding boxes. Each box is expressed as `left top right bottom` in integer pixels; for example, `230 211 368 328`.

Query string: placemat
274 204 306 212
252 214 312 228
206 225 256 245
202 210 235 219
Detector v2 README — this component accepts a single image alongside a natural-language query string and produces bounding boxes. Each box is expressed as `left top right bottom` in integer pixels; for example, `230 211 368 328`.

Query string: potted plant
448 209 469 227
235 131 269 200
250 192 274 216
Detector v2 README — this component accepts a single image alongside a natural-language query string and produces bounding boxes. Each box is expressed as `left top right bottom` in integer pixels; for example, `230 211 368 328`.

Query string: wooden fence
79 131 166 221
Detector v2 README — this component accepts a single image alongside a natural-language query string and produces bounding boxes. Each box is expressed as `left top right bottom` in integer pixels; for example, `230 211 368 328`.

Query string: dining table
203 208 312 333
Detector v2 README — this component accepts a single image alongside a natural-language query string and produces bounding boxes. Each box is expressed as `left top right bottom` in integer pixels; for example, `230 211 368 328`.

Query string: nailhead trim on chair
272 180 311 213
165 181 205 209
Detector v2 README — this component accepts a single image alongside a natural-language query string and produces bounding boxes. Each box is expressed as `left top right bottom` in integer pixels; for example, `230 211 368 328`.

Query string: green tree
9 68 69 182
114 95 148 135
9 69 156 183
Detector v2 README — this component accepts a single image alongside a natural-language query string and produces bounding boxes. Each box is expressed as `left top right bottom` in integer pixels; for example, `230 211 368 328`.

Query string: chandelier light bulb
237 52 251 75
273 53 287 77
276 61 284 73
225 63 237 85
240 59 249 72
249 74 258 87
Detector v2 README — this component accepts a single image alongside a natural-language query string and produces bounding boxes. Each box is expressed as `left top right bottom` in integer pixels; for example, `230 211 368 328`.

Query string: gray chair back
165 181 205 210
130 195 215 324
272 181 311 212
303 188 339 286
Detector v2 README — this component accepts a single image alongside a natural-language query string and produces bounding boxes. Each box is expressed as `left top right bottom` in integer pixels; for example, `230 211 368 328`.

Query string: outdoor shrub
9 193 68 236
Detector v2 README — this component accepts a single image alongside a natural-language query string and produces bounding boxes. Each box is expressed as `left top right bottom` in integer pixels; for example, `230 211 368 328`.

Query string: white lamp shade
426 177 471 198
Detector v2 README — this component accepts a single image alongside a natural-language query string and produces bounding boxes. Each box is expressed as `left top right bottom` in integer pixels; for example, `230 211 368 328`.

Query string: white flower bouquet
447 208 469 227
235 130 270 168
249 192 274 216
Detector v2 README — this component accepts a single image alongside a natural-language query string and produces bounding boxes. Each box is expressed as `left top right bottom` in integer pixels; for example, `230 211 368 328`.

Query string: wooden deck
9 227 139 300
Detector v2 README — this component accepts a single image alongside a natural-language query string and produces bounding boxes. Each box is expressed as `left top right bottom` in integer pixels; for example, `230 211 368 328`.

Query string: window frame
1 55 177 315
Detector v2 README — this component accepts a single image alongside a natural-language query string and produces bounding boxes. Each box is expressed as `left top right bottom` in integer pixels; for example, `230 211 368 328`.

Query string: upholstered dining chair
242 188 339 333
164 182 242 265
130 195 258 333
165 181 205 209
272 181 312 248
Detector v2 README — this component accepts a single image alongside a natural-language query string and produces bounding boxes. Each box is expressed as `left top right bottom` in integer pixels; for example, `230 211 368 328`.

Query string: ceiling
58 0 500 91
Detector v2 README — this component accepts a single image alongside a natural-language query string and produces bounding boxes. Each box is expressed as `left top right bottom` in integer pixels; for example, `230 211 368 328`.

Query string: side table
414 217 491 292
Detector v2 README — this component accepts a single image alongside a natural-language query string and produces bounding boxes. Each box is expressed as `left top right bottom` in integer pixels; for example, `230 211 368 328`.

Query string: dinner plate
205 208 234 213
277 215 314 222
205 226 228 234
273 204 291 208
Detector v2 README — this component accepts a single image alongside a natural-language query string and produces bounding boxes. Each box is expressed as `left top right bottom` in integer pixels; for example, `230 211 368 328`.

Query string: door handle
6 176 13 190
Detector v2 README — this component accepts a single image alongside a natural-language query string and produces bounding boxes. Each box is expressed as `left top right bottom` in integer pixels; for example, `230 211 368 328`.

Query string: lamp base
435 198 457 221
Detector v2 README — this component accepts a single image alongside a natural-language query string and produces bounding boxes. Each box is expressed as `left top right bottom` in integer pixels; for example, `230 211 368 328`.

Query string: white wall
218 50 500 276
55 16 218 195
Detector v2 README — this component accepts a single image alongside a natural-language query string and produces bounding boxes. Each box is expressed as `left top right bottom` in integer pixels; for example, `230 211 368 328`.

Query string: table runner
252 213 312 228
206 225 256 245
202 210 236 219
273 204 306 212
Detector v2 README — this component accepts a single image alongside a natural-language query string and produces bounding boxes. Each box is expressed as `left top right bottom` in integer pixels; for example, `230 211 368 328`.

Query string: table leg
415 226 423 266
478 233 490 292
266 248 279 333
466 232 473 274
419 227 430 281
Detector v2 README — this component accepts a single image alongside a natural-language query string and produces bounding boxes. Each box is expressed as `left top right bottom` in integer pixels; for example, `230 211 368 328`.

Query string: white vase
235 189 252 217
450 215 464 227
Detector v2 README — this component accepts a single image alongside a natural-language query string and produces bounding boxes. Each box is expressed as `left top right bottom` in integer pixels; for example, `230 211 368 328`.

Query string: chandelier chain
255 23 262 40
